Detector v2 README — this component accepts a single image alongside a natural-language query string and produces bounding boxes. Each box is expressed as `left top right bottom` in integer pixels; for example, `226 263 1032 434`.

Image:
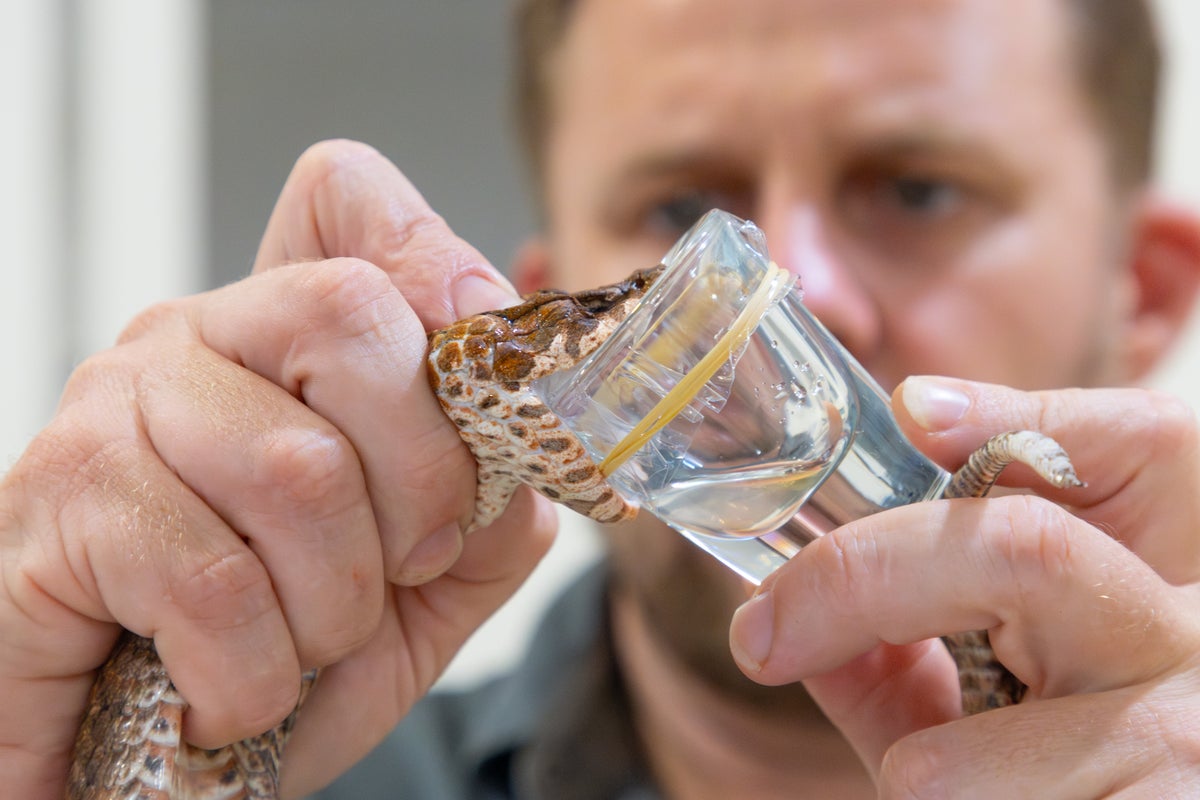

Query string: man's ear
511 237 554 295
1119 194 1200 382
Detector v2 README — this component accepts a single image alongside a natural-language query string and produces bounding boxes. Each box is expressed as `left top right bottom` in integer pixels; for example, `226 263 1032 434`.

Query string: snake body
68 265 1080 797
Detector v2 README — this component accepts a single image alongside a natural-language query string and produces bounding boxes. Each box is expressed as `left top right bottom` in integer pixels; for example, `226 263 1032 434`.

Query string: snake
67 263 1081 798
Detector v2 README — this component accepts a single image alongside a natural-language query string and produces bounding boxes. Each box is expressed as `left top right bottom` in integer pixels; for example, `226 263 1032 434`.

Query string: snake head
427 266 663 530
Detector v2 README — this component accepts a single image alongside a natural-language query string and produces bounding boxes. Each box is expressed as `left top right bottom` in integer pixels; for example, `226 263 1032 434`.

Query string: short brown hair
512 0 577 192
513 0 1161 193
1063 0 1161 189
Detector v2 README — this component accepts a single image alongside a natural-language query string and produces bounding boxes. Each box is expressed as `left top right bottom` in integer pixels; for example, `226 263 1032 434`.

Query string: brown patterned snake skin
69 264 1080 798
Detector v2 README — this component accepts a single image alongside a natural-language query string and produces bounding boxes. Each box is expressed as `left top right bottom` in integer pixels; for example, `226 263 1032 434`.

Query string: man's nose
759 206 881 363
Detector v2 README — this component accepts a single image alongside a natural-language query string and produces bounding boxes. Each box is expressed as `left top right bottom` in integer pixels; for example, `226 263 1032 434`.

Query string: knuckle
168 546 276 632
810 524 882 616
1176 720 1200 774
59 347 137 408
878 734 947 800
235 681 302 742
196 662 301 744
1111 663 1200 773
373 204 449 268
16 415 106 488
115 297 190 345
1142 687 1200 775
17 410 134 519
986 495 1077 590
251 427 363 523
1142 389 1198 455
311 606 378 666
294 257 403 342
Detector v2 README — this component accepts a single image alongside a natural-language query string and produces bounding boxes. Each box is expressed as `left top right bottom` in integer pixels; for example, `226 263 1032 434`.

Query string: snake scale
67 264 1080 798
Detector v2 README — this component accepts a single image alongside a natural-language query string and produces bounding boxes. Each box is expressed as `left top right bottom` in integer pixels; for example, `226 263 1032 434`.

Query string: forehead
551 0 1088 163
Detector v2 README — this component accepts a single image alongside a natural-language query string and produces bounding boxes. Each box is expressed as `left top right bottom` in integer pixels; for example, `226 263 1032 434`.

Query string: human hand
729 377 1200 796
0 139 558 798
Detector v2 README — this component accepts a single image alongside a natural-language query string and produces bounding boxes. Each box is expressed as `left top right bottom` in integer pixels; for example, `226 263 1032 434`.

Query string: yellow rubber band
598 261 787 477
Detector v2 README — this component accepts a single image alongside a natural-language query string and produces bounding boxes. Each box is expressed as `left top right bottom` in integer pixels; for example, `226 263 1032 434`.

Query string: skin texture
1 0 1200 798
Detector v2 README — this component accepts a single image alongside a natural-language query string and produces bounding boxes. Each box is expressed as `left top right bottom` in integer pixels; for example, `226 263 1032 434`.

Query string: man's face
539 0 1135 392
529 0 1139 696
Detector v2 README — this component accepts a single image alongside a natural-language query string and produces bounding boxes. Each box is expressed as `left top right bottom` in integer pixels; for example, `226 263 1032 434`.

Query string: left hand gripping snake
67 264 1080 798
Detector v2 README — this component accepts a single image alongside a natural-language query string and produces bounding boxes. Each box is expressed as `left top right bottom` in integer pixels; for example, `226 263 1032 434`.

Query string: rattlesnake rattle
67 263 1080 798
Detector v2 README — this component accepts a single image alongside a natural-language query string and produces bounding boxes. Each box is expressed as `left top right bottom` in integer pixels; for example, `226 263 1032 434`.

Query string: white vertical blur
75 0 206 358
1157 0 1200 205
1149 0 1200 405
0 0 205 466
0 0 65 466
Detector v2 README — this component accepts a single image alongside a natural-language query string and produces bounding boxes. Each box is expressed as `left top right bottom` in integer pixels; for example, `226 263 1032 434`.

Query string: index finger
254 139 519 328
894 377 1200 583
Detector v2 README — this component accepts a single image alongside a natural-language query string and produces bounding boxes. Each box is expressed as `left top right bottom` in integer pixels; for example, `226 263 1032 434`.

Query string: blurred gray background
208 1 535 285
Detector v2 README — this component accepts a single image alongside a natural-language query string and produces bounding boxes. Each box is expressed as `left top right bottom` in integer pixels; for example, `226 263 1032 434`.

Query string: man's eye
839 166 1000 267
645 190 723 237
887 175 962 217
841 168 978 231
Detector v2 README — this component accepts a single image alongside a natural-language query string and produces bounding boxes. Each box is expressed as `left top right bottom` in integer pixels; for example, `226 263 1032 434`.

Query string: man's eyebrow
833 126 1021 174
598 148 751 196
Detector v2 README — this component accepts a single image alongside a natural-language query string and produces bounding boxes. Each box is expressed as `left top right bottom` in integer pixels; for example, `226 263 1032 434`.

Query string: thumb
254 139 520 329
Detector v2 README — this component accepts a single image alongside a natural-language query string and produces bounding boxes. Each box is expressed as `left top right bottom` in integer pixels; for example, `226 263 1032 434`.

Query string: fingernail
393 522 463 585
452 274 520 317
902 376 971 432
729 591 774 672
